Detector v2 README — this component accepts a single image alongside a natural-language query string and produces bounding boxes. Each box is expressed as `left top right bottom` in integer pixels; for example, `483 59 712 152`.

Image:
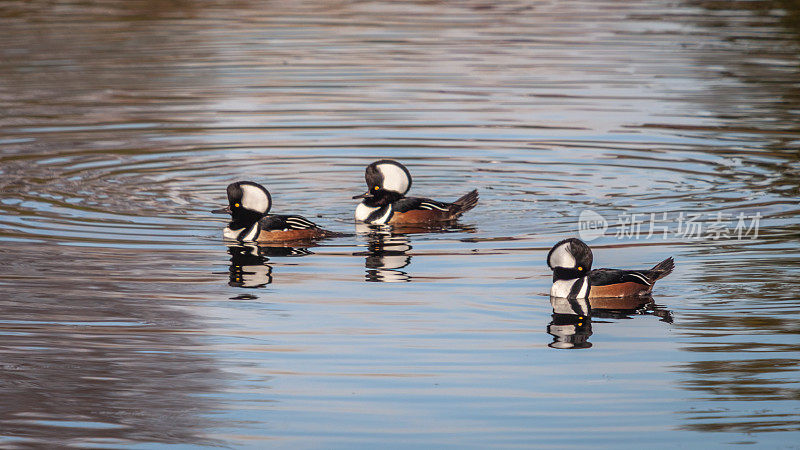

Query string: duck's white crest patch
549 242 576 269
240 184 270 213
377 163 410 194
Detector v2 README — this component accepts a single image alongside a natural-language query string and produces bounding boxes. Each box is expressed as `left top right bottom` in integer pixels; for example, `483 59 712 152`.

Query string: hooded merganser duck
547 238 674 301
353 160 478 225
212 181 333 243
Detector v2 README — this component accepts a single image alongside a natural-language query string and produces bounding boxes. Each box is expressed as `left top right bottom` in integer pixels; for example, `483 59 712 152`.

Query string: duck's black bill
352 192 373 199
212 206 232 214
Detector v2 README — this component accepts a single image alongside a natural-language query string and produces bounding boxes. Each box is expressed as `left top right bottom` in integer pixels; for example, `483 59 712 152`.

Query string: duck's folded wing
260 214 319 231
590 268 653 287
393 197 450 213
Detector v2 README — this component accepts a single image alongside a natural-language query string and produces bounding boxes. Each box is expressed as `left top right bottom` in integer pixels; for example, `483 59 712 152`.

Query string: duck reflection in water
226 244 312 288
546 238 674 349
548 295 673 349
354 224 412 282
354 221 477 282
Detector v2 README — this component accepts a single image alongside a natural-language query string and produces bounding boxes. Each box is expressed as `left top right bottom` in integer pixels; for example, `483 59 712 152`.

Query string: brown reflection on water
0 246 225 447
656 0 800 435
676 240 800 433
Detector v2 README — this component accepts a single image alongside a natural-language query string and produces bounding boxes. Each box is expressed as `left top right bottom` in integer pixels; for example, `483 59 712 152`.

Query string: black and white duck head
212 181 272 242
353 160 412 224
547 238 593 300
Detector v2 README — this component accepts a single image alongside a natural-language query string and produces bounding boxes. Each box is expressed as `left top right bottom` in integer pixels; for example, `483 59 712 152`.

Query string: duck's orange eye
374 186 379 190
577 266 583 271
234 203 240 208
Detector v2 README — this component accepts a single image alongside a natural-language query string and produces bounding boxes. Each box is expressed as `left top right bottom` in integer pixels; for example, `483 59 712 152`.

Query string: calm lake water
1 0 799 448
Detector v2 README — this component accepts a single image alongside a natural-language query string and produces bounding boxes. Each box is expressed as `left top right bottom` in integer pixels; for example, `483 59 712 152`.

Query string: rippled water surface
1 0 800 447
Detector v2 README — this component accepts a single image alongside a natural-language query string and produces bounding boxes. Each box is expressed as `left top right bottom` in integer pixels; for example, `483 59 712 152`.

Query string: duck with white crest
212 181 337 243
353 160 478 226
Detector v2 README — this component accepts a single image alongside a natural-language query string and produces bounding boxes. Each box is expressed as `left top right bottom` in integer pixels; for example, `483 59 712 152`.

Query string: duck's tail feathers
448 189 479 219
647 257 674 282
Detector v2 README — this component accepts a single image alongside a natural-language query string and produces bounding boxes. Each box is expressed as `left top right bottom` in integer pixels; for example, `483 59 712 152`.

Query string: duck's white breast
223 226 242 240
356 202 392 224
355 202 376 222
551 276 589 299
551 279 576 298
224 225 259 241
